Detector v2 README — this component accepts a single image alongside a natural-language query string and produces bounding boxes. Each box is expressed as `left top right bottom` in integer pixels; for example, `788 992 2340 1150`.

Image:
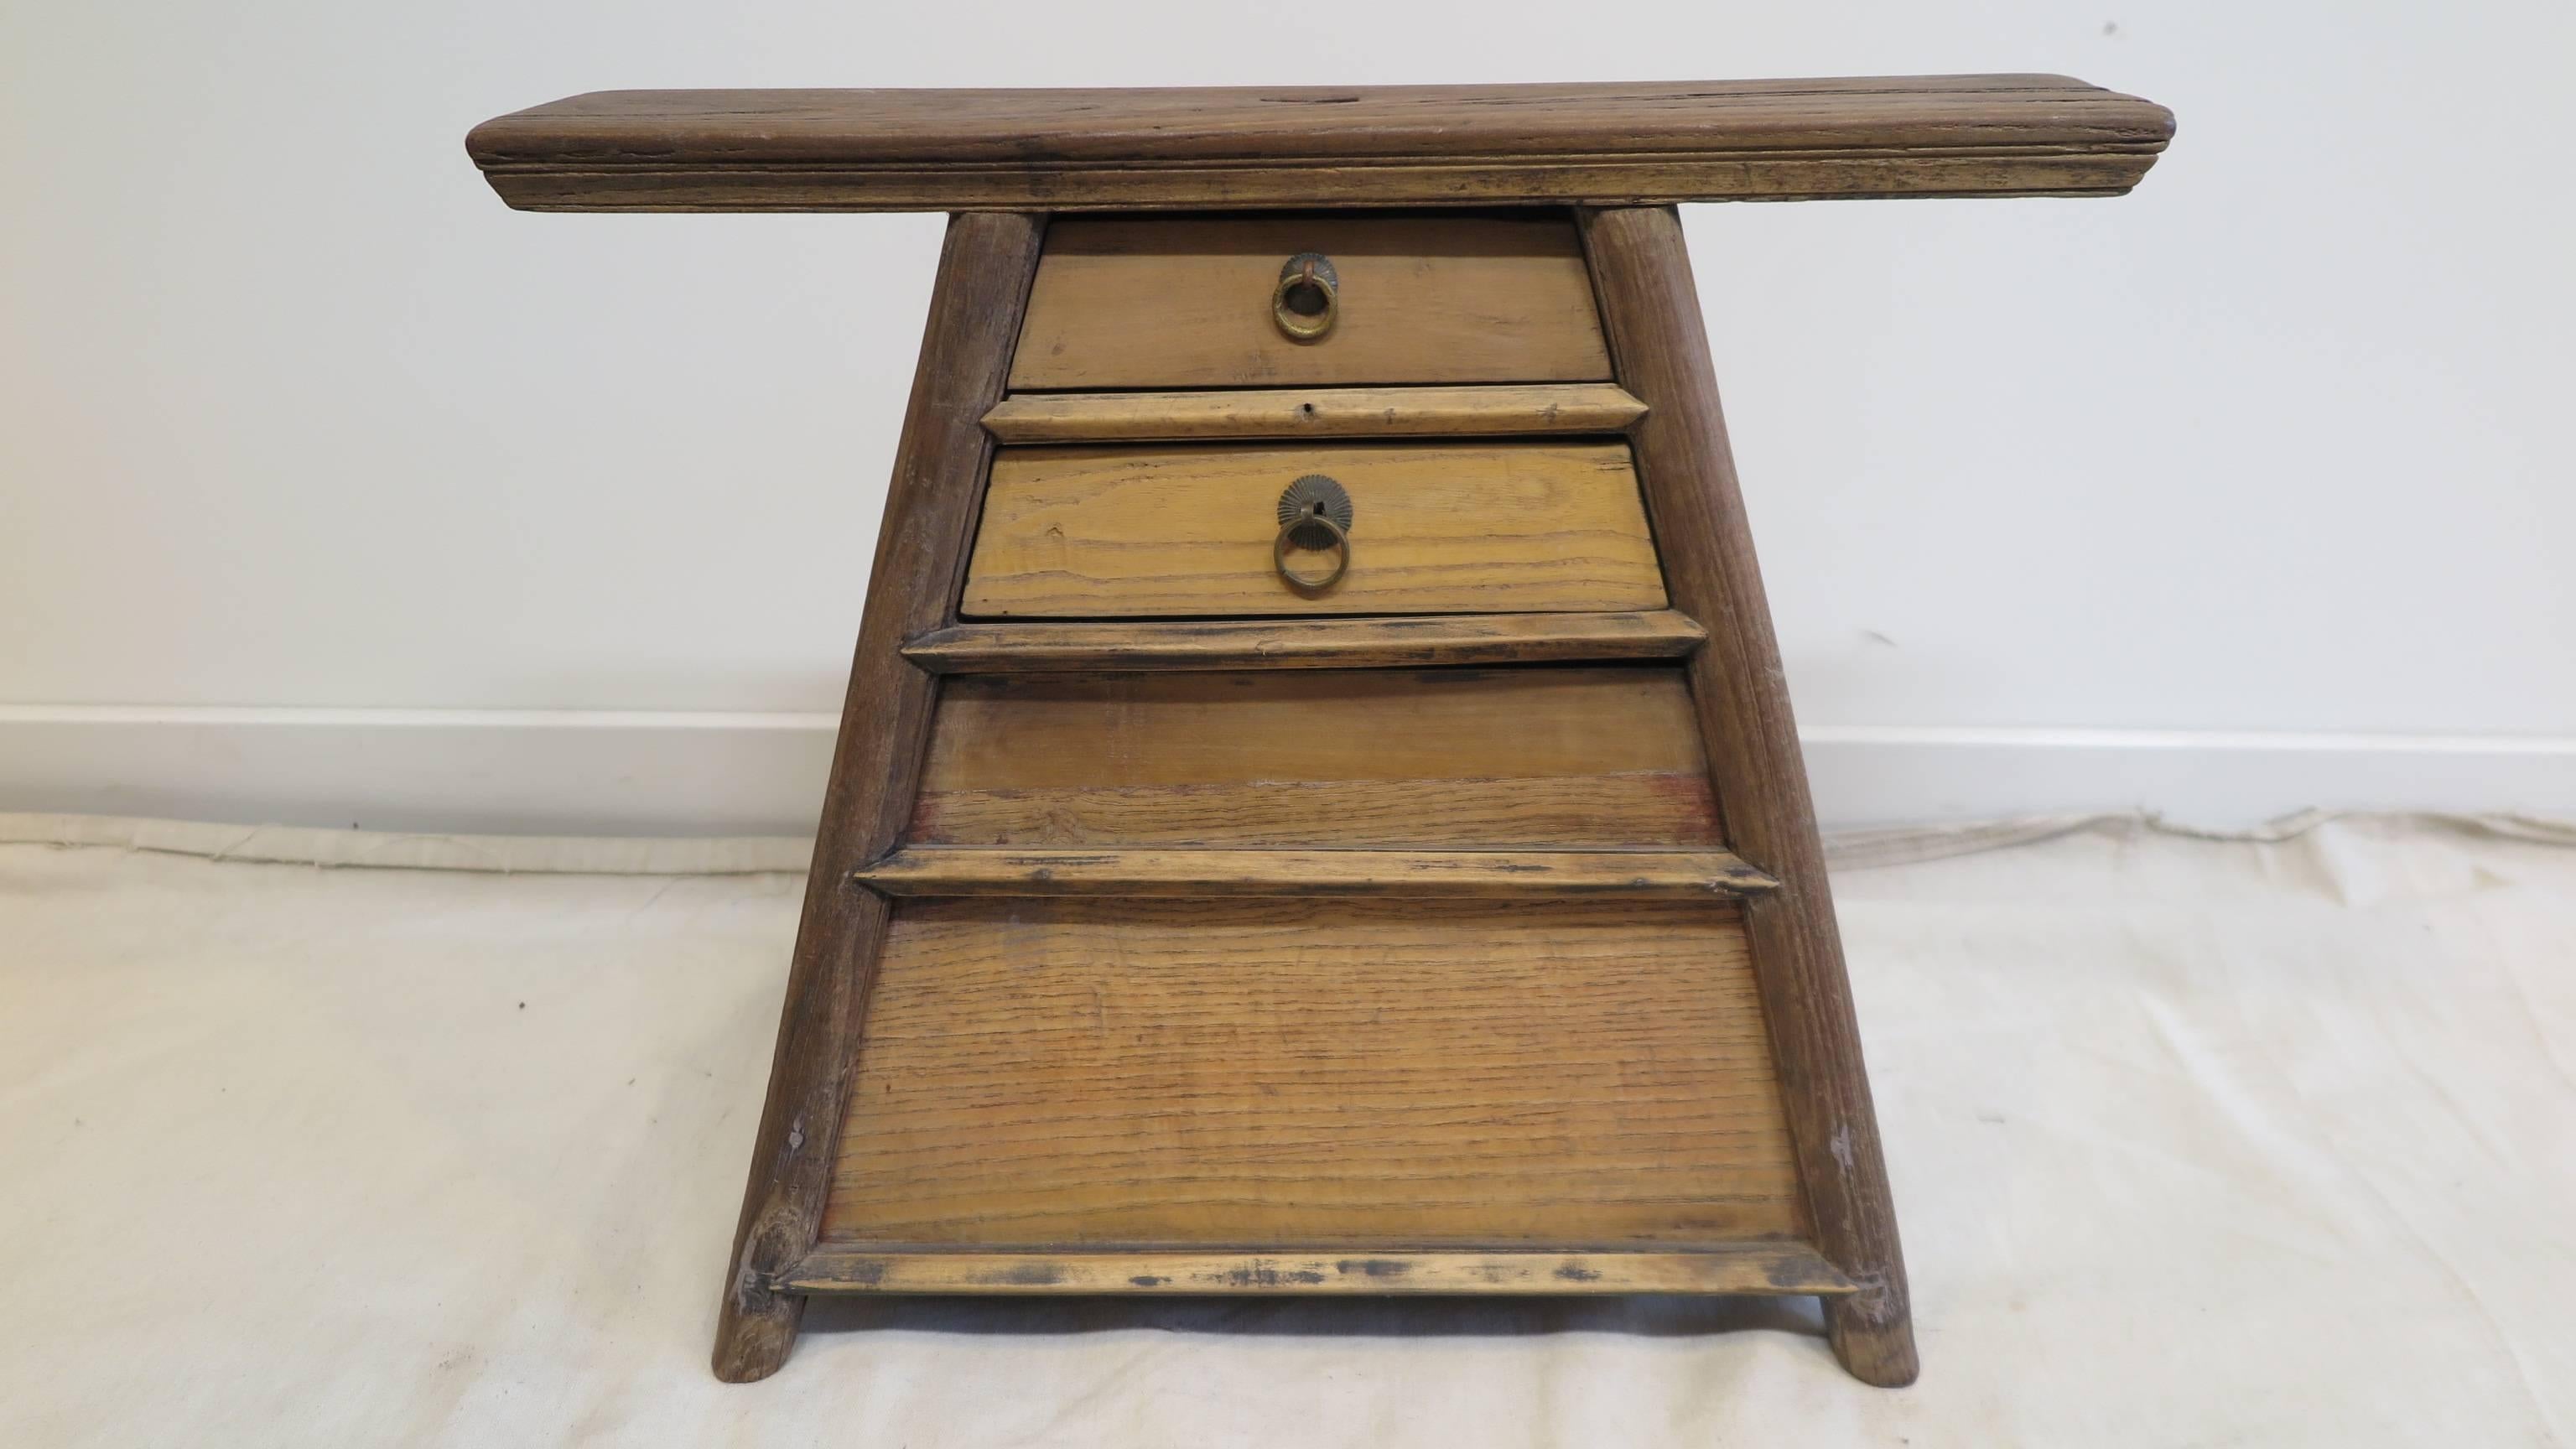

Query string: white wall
4 0 2572 833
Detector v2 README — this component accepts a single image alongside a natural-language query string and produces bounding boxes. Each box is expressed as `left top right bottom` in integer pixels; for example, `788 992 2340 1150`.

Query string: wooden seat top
467 75 2173 213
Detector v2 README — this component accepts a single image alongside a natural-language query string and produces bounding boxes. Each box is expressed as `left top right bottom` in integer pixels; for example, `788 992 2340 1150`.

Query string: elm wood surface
961 441 1666 617
980 383 1649 444
909 667 1721 849
465 75 2174 211
1581 205 1917 1386
902 610 1706 673
1010 216 1610 389
818 897 1807 1246
465 72 2172 1389
782 1247 1857 1296
854 846 1780 899
707 212 1044 1384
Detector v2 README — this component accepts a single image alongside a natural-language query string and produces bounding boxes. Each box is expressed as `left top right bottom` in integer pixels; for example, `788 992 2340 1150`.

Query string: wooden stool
468 76 2172 1388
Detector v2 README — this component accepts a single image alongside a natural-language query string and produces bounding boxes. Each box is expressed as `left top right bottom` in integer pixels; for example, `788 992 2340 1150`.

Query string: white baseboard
4 707 2573 836
1798 724 2576 827
0 707 839 838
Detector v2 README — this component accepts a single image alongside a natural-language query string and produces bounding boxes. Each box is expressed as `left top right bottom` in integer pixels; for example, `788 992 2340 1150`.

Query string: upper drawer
960 440 1668 618
1010 215 1613 390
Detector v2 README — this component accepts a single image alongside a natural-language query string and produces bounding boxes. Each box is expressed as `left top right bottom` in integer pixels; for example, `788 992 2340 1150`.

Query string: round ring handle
1273 511 1350 594
1275 475 1354 595
1272 252 1339 341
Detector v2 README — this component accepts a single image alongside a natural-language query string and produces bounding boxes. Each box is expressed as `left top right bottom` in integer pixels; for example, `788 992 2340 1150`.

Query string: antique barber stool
468 77 2172 1386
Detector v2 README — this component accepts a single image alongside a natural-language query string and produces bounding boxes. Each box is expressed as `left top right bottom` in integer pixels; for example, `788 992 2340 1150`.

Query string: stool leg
710 211 1046 1383
1581 204 1918 1387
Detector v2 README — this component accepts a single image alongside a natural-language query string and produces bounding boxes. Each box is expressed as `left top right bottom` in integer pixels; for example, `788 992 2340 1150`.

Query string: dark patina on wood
708 211 1043 1384
466 75 2173 212
1581 204 1919 1385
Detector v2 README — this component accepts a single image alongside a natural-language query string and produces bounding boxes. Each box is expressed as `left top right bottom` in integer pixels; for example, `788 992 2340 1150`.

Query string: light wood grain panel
902 610 1706 673
913 776 1720 851
784 1246 1854 1296
911 667 1720 848
961 441 1665 617
1010 216 1609 388
981 385 1646 444
854 847 1778 899
820 897 1804 1246
467 76 2175 212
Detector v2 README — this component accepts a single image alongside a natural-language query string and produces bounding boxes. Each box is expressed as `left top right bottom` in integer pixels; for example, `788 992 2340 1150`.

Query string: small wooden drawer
1010 214 1612 389
960 439 1667 617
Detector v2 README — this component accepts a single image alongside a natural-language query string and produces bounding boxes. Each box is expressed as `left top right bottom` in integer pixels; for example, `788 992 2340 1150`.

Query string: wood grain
903 610 1706 673
1010 216 1609 389
961 441 1665 617
982 384 1647 444
465 76 2174 211
854 847 1779 898
708 212 1044 1384
782 1246 1855 1296
1582 205 1918 1385
911 667 1721 848
819 897 1805 1246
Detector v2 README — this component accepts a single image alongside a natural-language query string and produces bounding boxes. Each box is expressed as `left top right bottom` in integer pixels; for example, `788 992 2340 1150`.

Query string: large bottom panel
819 896 1807 1248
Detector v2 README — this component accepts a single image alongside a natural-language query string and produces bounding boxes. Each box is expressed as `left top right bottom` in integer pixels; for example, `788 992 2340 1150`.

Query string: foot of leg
1826 1288 1919 1387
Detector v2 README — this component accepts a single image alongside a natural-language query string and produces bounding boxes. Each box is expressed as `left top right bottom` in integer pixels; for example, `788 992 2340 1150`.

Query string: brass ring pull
1275 474 1353 595
1272 252 1338 341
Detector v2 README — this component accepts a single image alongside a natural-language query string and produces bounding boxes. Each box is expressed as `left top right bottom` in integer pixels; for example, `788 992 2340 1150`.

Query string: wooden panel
854 847 1779 899
784 1246 1854 1296
466 76 2175 212
1583 205 1916 1384
819 897 1805 1246
903 610 1706 673
982 384 1646 444
911 667 1720 848
961 441 1665 618
710 213 1045 1383
1010 216 1609 389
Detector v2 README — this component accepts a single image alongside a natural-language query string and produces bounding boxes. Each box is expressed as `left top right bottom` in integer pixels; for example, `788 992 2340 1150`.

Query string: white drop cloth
3 814 2569 1446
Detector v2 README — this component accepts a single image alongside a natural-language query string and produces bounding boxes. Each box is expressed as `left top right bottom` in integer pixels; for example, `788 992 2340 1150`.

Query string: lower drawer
959 440 1667 618
818 896 1803 1248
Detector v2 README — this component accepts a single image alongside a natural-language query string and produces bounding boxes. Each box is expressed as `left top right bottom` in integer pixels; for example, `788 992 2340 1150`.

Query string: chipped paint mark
1838 1270 1896 1320
1554 1261 1603 1282
786 1116 804 1153
979 1261 1065 1286
1225 1261 1328 1287
1337 1258 1412 1279
1830 1121 1856 1174
1129 1275 1169 1287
